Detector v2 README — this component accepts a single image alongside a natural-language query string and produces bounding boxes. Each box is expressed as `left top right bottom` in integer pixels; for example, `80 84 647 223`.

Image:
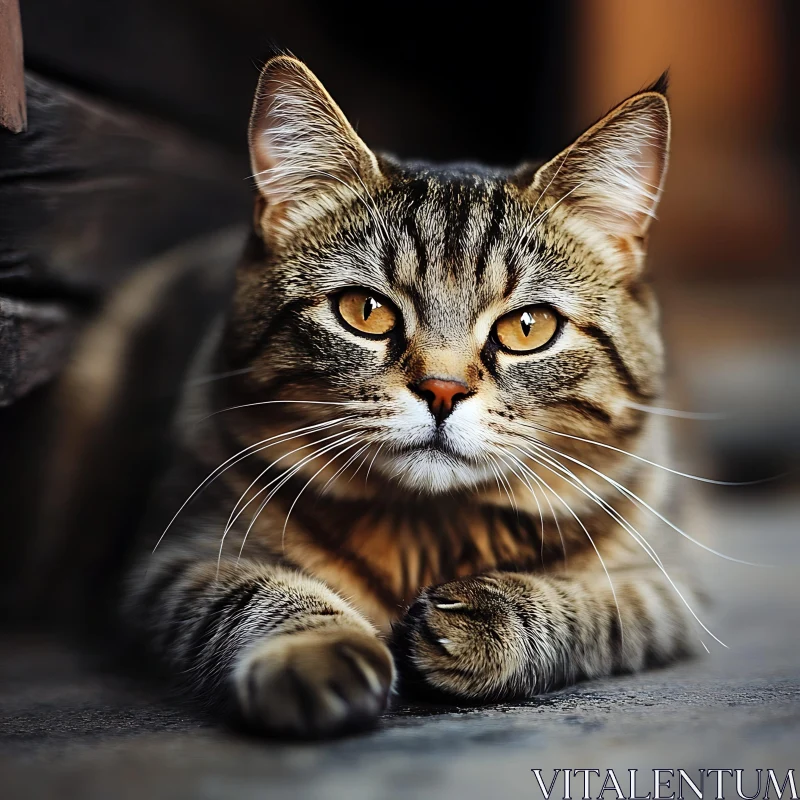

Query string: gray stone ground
1 493 798 800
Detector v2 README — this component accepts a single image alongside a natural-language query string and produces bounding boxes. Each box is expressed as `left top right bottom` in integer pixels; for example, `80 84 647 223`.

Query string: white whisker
508 451 625 643
495 448 565 564
223 427 354 532
531 146 575 215
217 427 358 573
198 399 364 424
531 180 587 229
511 442 665 571
253 163 388 247
320 442 370 495
347 443 377 486
152 416 353 557
507 148 577 265
522 434 773 568
487 453 518 512
281 439 364 549
364 441 385 488
236 433 361 563
343 161 392 244
512 442 729 648
188 367 254 386
492 449 547 556
517 418 771 487
622 401 729 420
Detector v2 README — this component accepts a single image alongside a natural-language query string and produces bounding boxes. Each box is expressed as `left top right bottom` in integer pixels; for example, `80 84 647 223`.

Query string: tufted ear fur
527 75 671 247
249 56 382 245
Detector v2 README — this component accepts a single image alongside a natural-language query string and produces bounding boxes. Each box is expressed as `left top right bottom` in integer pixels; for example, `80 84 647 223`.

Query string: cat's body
126 57 701 736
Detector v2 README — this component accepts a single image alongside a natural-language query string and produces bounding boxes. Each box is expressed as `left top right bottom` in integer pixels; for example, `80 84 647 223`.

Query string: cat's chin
382 449 491 494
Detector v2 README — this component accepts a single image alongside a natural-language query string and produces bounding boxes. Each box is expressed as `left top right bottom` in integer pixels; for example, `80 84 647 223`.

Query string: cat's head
223 56 669 494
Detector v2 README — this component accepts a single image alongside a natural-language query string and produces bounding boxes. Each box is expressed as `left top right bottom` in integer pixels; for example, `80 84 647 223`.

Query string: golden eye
337 289 398 337
494 305 559 353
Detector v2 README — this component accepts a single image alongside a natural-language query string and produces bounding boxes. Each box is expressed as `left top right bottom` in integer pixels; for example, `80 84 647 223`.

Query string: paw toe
236 628 394 738
391 577 524 702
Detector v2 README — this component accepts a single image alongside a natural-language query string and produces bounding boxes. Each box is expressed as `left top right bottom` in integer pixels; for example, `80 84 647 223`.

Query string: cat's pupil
520 311 533 338
363 296 379 321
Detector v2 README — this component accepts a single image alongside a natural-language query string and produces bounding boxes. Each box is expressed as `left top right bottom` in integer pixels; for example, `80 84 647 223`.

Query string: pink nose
413 378 470 424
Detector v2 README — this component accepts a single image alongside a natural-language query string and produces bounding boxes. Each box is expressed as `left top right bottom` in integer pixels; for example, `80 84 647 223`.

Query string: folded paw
392 575 529 702
235 626 394 737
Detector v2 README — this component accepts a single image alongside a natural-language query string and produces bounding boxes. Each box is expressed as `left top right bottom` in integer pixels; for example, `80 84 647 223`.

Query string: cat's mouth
379 427 495 493
396 430 466 459
383 445 492 493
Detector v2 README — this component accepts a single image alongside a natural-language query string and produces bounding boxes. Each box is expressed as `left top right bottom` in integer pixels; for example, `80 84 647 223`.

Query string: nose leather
413 378 470 424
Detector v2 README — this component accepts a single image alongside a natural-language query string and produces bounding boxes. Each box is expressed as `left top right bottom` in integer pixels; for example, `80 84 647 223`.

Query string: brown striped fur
125 58 701 736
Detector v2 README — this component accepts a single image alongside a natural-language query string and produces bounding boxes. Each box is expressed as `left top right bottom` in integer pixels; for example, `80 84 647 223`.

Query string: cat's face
225 57 669 494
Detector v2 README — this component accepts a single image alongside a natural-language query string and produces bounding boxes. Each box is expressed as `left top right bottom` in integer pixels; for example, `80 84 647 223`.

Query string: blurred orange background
576 0 795 281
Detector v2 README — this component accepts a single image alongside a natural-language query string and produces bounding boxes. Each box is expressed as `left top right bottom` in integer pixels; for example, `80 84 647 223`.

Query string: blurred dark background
1 0 798 627
18 0 573 165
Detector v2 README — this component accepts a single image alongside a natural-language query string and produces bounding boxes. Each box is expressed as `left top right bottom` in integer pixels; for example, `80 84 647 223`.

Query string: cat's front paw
392 575 529 702
234 627 394 738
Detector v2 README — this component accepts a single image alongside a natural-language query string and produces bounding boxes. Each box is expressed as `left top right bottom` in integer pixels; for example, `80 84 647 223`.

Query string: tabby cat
126 56 701 737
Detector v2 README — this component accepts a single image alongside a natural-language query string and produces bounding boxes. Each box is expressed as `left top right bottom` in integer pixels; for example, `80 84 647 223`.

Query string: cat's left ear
248 55 382 245
526 75 671 245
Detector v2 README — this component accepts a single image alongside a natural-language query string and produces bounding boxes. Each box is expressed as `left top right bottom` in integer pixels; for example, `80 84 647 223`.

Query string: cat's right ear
525 78 671 251
249 56 382 246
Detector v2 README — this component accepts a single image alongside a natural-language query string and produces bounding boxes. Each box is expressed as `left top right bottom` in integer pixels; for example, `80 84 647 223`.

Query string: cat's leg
392 569 700 702
127 553 394 736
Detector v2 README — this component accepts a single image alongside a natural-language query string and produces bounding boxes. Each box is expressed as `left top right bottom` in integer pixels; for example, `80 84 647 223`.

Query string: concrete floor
1 492 798 800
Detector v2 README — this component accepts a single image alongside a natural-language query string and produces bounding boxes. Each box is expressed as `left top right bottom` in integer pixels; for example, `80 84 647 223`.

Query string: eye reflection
337 289 398 337
363 296 380 321
494 305 559 353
